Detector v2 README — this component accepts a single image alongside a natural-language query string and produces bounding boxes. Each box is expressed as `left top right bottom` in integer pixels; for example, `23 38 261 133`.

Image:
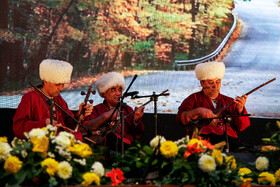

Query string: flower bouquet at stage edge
110 123 280 187
0 125 125 187
111 130 241 187
1 123 280 187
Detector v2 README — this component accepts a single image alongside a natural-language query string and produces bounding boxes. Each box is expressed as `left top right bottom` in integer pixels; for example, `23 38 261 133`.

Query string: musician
13 59 93 141
176 61 250 151
83 72 144 151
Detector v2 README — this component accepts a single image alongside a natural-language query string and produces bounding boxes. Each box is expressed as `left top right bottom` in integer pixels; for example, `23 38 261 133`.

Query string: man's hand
196 107 216 119
234 95 247 114
45 118 59 125
180 107 215 125
134 106 144 122
77 102 93 119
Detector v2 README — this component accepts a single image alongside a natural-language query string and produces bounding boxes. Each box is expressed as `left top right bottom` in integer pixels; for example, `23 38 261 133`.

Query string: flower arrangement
1 121 280 186
109 132 241 186
231 121 280 186
0 125 125 186
109 124 280 186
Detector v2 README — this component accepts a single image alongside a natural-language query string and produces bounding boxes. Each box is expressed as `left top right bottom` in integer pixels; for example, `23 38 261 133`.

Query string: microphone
123 91 139 97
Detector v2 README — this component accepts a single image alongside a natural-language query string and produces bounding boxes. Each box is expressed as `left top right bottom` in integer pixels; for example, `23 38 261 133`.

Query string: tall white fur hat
39 59 73 84
95 72 125 97
195 61 225 80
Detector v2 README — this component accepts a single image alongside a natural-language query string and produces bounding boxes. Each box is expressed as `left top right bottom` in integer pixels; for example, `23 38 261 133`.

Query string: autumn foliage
0 0 234 92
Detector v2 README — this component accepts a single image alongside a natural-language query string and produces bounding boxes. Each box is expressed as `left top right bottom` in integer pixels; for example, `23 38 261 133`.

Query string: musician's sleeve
232 104 250 132
13 93 47 139
176 94 196 125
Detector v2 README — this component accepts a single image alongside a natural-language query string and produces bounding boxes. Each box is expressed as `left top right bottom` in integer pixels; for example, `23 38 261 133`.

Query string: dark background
2 108 279 147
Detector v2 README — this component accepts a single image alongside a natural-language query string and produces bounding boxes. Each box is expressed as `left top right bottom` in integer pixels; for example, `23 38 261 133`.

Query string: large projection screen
0 0 279 118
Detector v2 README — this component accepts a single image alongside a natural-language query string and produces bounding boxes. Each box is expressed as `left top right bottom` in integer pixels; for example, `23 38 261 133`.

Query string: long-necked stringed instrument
75 86 96 131
29 83 96 143
90 89 169 144
190 78 276 128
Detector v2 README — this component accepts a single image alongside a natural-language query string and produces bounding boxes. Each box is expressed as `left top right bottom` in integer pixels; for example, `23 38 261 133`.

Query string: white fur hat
95 72 125 97
39 59 73 84
195 61 225 80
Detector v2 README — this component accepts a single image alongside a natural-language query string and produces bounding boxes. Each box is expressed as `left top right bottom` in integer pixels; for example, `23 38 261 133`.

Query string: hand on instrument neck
234 95 247 114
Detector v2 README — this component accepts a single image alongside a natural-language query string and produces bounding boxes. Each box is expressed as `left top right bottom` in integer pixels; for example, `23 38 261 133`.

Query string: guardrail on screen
174 14 237 68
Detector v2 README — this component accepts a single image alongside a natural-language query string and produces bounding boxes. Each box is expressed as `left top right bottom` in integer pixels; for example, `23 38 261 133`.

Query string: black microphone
123 91 139 97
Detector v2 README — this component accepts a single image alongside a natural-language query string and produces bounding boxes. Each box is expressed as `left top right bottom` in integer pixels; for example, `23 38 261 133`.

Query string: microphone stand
119 74 138 156
132 91 170 136
29 83 95 143
48 98 55 125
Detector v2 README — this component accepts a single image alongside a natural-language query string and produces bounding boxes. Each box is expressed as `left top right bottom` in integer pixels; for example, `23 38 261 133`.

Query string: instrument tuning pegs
89 100 94 104
81 91 86 95
92 90 96 95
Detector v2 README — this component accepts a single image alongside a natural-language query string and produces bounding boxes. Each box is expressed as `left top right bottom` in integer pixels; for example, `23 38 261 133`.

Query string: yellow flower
275 168 280 182
198 154 216 172
160 141 178 158
256 156 269 171
225 155 237 170
211 149 223 166
4 156 22 174
68 143 92 157
187 138 202 148
0 137 8 143
81 172 100 186
30 136 49 157
41 158 59 176
258 172 276 186
57 161 73 179
276 120 280 129
238 167 253 183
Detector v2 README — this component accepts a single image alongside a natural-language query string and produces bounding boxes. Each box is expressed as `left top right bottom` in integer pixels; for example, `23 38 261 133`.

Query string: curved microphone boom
123 91 139 97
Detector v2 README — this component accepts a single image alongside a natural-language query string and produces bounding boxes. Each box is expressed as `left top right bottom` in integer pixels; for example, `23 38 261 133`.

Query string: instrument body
89 90 169 144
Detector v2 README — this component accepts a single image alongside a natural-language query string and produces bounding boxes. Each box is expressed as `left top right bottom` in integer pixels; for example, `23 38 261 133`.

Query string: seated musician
176 61 250 151
13 59 93 141
83 72 144 152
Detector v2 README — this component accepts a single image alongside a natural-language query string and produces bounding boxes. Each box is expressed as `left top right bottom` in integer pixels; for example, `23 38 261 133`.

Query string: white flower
174 135 190 145
46 124 57 132
58 131 74 140
55 135 71 148
55 146 71 159
73 158 86 166
28 128 46 139
48 152 56 158
91 161 105 177
256 156 269 171
11 137 25 148
150 135 166 149
198 154 216 173
178 144 188 150
0 142 12 160
57 161 73 179
21 150 28 158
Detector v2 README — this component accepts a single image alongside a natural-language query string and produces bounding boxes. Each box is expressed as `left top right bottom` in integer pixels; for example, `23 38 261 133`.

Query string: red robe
176 91 250 138
84 100 144 146
13 88 83 141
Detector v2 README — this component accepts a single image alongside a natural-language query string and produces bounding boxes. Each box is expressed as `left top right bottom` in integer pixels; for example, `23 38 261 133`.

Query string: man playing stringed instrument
13 59 93 141
176 61 250 151
83 72 144 151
